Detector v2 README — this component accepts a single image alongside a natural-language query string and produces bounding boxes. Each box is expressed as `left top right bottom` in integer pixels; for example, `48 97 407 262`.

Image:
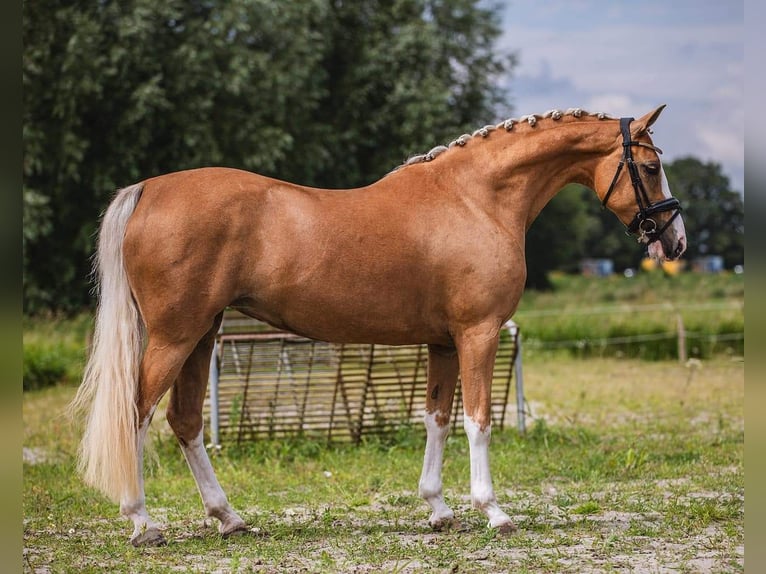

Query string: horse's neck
461 120 615 231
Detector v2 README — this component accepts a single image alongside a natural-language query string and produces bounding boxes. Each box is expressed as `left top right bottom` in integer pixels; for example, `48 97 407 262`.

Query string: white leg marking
659 163 672 201
463 414 514 530
652 162 687 262
419 412 455 527
180 430 246 535
120 411 164 546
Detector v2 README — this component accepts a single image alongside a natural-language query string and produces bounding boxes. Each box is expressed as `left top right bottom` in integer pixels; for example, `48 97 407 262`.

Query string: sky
495 0 744 194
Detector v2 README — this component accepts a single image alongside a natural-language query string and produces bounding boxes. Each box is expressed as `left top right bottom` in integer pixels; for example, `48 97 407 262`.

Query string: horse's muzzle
648 222 686 262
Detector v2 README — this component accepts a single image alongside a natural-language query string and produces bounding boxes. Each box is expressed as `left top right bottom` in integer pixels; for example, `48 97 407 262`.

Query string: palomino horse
72 105 686 546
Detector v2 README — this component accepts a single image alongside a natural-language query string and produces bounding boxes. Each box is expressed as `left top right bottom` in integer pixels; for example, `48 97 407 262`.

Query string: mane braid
392 108 615 172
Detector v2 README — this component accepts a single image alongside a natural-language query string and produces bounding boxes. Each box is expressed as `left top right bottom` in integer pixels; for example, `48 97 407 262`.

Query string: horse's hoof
220 520 249 538
131 527 166 547
430 517 461 532
492 521 518 535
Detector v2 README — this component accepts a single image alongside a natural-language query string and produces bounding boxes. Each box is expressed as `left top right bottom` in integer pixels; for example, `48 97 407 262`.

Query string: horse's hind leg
419 345 460 530
121 411 164 546
121 340 196 546
166 314 247 537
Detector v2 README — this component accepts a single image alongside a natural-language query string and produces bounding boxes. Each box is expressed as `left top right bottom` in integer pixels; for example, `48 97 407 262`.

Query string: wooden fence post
676 313 687 363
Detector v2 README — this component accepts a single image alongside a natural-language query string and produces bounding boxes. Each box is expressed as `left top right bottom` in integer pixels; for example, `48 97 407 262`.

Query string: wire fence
514 300 743 318
513 300 744 360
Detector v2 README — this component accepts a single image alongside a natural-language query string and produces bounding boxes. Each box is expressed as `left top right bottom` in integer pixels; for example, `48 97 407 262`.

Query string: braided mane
392 108 616 172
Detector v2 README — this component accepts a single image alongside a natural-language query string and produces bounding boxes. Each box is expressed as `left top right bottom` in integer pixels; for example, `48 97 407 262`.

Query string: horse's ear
632 104 667 135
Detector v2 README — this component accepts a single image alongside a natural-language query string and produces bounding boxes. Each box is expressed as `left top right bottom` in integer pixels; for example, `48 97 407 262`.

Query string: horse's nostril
674 238 686 258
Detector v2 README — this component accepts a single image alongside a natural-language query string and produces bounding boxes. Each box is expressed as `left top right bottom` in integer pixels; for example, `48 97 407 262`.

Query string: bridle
601 117 682 244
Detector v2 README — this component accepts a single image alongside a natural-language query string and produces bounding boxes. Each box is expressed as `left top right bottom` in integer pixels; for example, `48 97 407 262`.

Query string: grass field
23 355 743 573
514 271 744 360
22 272 744 572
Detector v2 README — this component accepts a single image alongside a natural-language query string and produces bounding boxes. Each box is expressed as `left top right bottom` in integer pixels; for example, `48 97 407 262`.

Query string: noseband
601 117 682 244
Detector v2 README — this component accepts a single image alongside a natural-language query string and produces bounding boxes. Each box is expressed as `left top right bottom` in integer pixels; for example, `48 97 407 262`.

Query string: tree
663 157 744 268
311 0 513 187
525 184 598 289
23 0 515 312
579 186 651 273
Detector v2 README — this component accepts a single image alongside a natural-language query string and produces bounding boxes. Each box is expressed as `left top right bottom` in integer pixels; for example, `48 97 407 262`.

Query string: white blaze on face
660 162 686 239
648 162 687 260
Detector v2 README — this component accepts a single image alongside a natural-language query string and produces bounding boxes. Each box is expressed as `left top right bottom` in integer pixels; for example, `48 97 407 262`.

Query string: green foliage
22 0 743 314
23 357 743 571
23 345 68 391
664 157 744 268
23 0 514 312
524 184 598 289
22 314 90 390
21 273 742 394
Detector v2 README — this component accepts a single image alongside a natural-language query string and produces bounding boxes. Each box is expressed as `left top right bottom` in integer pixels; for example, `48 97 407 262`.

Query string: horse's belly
232 279 450 346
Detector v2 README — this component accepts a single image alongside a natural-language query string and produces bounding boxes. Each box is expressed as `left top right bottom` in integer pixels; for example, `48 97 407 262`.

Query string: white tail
70 183 145 502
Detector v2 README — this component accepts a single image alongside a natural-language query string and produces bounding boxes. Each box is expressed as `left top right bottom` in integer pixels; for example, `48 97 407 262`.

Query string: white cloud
502 25 742 100
496 6 743 193
584 94 638 117
696 127 745 172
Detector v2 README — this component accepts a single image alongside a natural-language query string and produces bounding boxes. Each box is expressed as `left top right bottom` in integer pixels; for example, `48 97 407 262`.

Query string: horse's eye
643 163 660 175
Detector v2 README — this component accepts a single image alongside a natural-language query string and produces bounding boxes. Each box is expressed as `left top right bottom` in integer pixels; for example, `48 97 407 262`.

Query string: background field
514 271 744 360
22 272 744 572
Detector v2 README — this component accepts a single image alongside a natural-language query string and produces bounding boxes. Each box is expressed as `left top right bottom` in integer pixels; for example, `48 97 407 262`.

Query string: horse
70 105 686 546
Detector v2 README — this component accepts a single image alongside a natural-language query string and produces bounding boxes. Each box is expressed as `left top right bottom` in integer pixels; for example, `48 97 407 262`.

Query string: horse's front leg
455 325 517 533
419 345 460 530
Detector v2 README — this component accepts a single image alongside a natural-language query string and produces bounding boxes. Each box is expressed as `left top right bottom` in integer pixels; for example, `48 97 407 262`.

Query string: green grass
22 314 91 391
515 271 744 360
23 356 743 572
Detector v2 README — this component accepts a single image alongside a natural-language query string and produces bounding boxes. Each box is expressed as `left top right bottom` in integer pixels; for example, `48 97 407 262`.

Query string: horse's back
135 166 298 213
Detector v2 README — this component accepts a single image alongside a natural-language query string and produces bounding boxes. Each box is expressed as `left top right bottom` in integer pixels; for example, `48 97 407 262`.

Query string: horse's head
595 105 687 261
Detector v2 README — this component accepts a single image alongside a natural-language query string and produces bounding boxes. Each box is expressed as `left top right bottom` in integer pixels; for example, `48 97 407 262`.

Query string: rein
601 117 682 244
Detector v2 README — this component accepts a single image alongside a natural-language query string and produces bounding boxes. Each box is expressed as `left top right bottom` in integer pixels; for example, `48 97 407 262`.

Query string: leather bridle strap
602 117 682 244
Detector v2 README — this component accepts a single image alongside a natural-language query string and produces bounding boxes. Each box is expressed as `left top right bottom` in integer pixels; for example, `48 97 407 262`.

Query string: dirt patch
23 447 57 465
24 486 743 573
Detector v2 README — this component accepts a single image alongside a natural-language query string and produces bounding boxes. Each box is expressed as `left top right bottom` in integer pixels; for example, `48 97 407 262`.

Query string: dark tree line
24 0 514 312
23 0 743 311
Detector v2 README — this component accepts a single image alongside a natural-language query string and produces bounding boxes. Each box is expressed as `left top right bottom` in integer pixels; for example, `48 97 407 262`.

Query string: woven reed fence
204 313 523 444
